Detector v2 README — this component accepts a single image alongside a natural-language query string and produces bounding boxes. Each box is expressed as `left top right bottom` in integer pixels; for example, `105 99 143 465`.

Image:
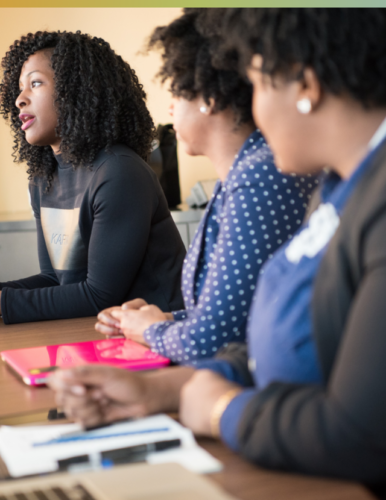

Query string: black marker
57 438 181 470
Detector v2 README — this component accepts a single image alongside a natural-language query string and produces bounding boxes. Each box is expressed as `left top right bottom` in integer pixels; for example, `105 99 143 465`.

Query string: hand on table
95 298 148 337
48 364 195 428
48 365 157 427
180 369 243 437
95 298 173 346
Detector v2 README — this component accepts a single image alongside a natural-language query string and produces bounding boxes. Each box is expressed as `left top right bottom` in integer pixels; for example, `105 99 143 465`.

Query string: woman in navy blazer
94 9 317 363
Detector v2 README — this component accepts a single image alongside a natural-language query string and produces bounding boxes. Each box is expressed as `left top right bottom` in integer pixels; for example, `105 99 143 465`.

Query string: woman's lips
21 117 36 131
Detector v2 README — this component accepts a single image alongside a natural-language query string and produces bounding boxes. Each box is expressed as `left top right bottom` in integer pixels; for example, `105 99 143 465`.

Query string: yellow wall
0 8 217 216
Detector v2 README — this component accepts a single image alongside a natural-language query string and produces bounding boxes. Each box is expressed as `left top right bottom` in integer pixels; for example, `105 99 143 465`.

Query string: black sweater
0 145 185 324
217 141 386 492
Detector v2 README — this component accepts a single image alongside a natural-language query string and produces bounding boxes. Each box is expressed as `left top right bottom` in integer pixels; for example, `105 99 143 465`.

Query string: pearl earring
296 98 312 114
200 106 208 114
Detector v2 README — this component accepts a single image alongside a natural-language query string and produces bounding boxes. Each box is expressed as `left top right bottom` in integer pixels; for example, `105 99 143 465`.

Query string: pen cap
154 439 181 451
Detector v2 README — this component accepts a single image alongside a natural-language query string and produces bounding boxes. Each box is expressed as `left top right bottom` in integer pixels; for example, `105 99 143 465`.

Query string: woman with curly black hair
94 9 317 363
0 30 185 324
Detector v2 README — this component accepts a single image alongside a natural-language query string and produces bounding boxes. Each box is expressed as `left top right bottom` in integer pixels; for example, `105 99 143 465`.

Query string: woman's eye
31 81 42 88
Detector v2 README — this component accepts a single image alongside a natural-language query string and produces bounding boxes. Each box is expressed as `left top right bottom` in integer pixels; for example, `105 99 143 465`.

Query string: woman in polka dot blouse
95 9 318 363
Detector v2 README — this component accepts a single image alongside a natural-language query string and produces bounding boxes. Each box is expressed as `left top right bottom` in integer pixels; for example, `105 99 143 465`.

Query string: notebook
0 462 235 500
0 415 222 478
0 338 170 386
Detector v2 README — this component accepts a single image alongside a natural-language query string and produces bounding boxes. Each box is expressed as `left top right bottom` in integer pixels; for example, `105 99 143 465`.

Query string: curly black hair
147 8 253 126
0 30 155 189
223 8 386 109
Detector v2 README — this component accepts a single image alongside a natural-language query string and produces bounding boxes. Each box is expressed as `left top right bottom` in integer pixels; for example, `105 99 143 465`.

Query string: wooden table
0 317 375 500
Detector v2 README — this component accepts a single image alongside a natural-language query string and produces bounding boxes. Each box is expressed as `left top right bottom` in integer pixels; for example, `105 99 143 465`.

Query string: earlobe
297 67 322 114
199 97 215 116
296 98 312 114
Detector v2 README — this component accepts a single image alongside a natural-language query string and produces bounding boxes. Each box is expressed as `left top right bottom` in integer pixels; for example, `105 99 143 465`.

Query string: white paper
147 446 223 474
0 414 222 477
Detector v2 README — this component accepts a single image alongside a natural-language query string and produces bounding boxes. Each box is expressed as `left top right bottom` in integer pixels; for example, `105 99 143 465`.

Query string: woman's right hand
95 299 149 337
48 364 196 428
48 365 158 427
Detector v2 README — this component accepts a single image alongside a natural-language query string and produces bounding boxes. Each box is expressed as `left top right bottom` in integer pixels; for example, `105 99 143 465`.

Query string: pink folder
0 338 170 386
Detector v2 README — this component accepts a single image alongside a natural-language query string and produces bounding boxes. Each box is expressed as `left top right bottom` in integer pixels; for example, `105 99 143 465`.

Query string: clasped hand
95 298 173 345
48 365 157 427
48 365 242 437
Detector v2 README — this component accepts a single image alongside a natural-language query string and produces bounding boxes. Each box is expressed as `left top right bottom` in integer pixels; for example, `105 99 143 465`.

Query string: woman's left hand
111 304 169 345
95 299 150 337
180 369 242 436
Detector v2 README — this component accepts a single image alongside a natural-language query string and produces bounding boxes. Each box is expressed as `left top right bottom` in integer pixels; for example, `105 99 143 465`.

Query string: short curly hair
224 8 386 109
148 8 253 126
0 30 155 189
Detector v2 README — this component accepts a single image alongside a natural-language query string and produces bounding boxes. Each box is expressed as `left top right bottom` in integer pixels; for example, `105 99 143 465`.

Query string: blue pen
33 427 171 447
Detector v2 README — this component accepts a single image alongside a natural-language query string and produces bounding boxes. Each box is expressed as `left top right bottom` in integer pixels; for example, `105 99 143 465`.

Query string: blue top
143 130 318 363
197 142 380 451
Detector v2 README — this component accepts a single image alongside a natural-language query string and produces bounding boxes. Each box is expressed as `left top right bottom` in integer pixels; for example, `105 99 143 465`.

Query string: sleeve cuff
193 358 249 385
143 320 175 354
219 388 256 452
1 288 9 324
172 310 188 321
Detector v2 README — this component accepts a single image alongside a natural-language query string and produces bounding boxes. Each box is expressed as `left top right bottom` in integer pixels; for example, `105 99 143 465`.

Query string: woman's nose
15 89 28 109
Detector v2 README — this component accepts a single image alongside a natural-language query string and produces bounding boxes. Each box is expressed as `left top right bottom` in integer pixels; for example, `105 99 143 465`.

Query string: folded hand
48 365 154 427
48 364 195 428
96 298 172 346
95 298 149 338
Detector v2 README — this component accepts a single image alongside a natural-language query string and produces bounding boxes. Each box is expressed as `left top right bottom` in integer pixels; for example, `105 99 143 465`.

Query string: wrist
140 373 167 415
142 367 195 415
210 388 243 438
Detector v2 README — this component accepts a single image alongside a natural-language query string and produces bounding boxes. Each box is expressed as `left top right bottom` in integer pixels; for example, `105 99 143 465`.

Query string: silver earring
296 98 312 114
200 106 208 114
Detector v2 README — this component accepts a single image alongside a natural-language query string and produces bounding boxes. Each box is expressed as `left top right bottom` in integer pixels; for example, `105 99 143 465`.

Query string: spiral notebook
0 338 170 386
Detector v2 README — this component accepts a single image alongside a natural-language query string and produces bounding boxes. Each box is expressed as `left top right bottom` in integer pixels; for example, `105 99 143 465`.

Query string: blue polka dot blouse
143 130 319 364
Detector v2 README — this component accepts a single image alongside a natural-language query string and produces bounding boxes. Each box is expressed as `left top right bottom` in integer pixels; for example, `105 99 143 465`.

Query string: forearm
171 310 187 321
142 366 196 414
232 383 386 480
0 273 59 291
1 281 98 324
214 343 254 386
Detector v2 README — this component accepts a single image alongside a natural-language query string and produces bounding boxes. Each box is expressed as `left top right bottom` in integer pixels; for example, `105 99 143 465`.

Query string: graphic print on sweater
41 207 87 271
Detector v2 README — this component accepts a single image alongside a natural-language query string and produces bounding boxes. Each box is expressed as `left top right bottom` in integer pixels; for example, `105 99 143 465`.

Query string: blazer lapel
183 182 221 310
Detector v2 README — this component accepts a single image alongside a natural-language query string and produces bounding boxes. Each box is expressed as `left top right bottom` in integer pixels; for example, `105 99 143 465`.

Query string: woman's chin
25 136 53 149
275 157 317 177
182 143 199 157
24 134 43 147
